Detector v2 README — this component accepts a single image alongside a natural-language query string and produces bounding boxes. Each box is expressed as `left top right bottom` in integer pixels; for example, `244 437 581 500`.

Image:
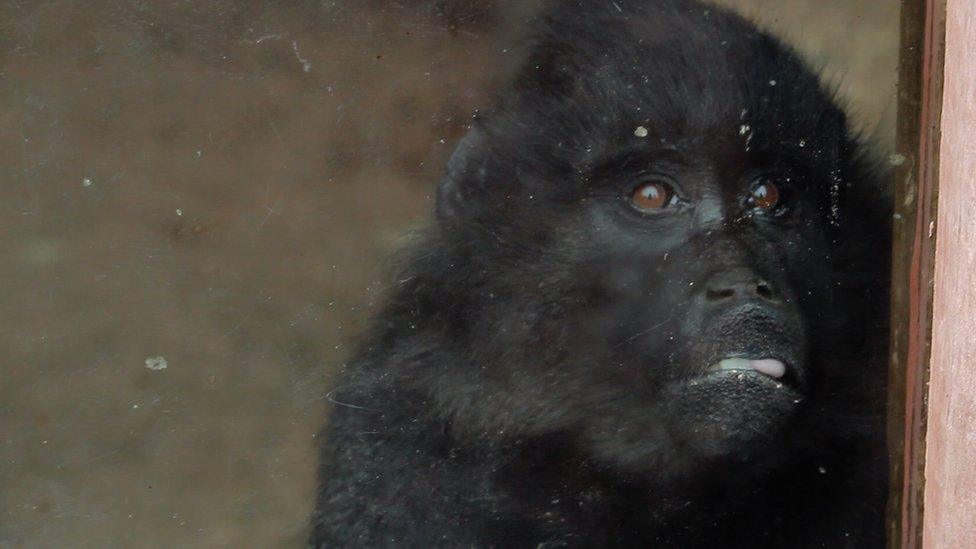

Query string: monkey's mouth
706 357 786 378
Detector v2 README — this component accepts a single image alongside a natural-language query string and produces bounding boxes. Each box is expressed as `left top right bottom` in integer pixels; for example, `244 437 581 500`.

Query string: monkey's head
420 0 888 480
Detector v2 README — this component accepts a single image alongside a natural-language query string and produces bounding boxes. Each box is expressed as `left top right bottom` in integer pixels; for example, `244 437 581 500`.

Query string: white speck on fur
828 172 841 226
634 126 648 138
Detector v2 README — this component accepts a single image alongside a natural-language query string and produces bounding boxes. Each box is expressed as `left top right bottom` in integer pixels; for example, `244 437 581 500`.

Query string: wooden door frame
886 0 947 547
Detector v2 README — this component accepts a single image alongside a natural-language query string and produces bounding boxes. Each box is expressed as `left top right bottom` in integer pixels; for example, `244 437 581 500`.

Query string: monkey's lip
706 357 787 379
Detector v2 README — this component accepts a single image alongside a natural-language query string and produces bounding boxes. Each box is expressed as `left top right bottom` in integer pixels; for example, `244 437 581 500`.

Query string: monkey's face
542 143 827 471
441 122 863 477
438 108 872 480
433 5 881 478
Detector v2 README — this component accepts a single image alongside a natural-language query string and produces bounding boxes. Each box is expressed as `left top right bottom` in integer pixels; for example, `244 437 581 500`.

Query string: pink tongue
749 359 786 378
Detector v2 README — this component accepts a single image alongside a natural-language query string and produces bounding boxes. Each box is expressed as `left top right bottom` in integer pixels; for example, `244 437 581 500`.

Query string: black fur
310 1 890 546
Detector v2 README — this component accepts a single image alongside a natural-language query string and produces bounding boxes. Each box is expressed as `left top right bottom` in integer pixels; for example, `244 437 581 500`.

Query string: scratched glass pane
2 1 899 546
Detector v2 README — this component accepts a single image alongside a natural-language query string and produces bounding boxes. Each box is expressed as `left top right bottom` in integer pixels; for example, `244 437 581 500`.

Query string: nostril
755 280 775 300
702 274 778 303
706 288 736 301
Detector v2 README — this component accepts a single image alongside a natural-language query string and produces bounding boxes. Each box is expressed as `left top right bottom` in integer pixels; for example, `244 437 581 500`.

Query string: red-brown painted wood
887 1 946 547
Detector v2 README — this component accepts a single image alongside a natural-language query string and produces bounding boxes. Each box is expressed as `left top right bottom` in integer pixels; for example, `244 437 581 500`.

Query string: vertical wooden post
921 0 976 546
886 0 946 548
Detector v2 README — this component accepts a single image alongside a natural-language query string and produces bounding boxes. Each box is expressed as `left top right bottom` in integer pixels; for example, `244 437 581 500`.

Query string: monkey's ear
436 126 487 223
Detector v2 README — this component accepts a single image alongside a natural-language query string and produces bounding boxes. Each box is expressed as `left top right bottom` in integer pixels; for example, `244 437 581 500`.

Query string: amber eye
630 181 675 211
750 179 781 213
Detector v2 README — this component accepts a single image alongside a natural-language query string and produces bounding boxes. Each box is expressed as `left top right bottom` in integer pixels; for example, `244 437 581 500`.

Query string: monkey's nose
703 272 780 304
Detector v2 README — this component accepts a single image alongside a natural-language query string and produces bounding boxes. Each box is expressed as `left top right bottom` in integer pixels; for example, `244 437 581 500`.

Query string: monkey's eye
748 178 783 215
630 180 678 212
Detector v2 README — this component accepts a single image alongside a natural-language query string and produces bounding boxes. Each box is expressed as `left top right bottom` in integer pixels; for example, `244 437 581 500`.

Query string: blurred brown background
0 1 898 546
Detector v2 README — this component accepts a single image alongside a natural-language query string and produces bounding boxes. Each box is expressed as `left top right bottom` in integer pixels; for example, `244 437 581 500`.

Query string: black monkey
310 0 890 546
